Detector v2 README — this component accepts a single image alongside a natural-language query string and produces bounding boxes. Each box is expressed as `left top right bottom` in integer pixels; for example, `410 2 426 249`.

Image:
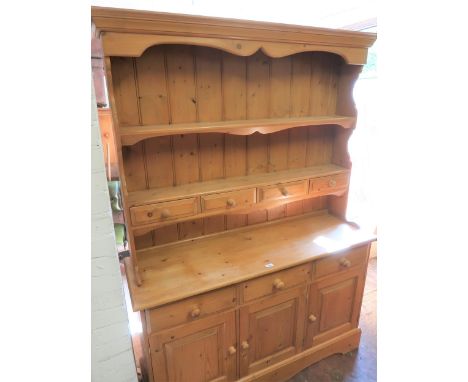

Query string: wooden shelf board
131 191 347 236
126 212 376 311
127 164 349 207
120 115 355 145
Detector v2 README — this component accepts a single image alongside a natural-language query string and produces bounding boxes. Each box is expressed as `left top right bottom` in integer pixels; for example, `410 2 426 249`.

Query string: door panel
150 311 237 382
239 287 306 377
319 278 355 332
305 267 365 348
253 300 295 360
164 327 222 382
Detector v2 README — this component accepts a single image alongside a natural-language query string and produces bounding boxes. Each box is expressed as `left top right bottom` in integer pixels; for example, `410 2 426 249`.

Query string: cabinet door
239 287 306 377
149 311 237 382
304 267 365 348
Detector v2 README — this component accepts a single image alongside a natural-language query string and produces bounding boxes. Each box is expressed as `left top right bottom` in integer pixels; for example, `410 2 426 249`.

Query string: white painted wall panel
91 81 138 382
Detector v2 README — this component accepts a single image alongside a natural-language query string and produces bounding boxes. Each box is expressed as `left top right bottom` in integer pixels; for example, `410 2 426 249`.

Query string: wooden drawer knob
241 341 249 350
339 258 351 268
226 198 236 207
190 307 201 318
308 314 317 323
228 346 237 355
147 212 153 218
273 278 285 290
160 209 171 219
280 187 289 196
328 178 337 187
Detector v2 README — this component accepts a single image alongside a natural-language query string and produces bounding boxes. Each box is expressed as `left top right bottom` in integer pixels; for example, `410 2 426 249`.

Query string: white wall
91 82 138 382
347 29 377 234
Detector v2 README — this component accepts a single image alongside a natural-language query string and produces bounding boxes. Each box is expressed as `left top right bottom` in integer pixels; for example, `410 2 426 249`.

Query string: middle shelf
120 115 356 145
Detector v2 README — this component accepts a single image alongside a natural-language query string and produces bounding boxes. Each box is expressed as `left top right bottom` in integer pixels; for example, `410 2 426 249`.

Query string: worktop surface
126 211 376 311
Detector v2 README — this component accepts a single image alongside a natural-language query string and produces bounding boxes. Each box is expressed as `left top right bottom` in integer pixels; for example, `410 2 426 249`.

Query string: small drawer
147 286 237 332
258 180 308 202
309 173 349 194
130 197 198 226
241 264 311 303
201 188 256 212
314 246 368 279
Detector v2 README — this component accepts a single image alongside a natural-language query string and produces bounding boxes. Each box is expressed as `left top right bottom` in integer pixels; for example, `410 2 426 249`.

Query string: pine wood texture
107 42 362 250
130 197 198 225
120 116 355 145
111 46 346 143
149 310 237 382
128 166 349 235
127 213 375 311
237 329 362 382
314 246 368 279
103 56 143 285
258 180 308 202
128 165 346 206
239 287 307 376
305 267 366 348
93 8 377 382
98 108 119 179
241 264 311 303
91 7 375 64
201 188 257 212
147 286 237 333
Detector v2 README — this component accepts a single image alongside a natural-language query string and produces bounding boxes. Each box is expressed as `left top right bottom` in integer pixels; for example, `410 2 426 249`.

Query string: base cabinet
149 311 237 382
239 287 306 377
142 245 371 382
304 267 365 349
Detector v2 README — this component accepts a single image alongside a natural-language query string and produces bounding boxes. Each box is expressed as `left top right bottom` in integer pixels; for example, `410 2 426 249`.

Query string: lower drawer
314 246 368 279
147 286 237 332
241 264 311 303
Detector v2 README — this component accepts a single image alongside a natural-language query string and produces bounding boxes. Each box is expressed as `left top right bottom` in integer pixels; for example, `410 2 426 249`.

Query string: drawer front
258 180 308 202
309 173 349 194
147 286 237 332
201 188 256 212
130 197 198 226
314 246 368 279
241 264 311 303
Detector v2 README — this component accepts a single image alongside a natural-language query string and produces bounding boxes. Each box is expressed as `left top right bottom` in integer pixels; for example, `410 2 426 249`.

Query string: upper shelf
120 115 356 145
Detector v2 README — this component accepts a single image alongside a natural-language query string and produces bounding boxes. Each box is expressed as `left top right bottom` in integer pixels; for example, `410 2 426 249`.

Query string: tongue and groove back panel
110 45 345 248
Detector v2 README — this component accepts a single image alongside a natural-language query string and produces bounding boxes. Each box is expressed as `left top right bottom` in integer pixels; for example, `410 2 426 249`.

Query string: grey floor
287 256 377 382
